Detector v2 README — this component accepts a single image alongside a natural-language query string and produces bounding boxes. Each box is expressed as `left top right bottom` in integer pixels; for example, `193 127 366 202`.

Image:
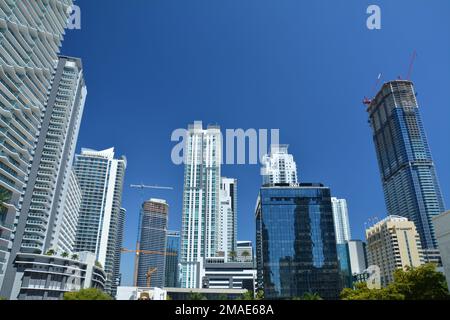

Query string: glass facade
136 200 168 288
256 184 341 300
367 80 445 250
336 243 353 289
165 230 180 288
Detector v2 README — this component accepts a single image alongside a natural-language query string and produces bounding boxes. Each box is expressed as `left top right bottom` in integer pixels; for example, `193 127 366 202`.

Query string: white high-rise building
180 121 222 288
261 145 298 186
218 177 237 262
331 198 352 244
0 0 74 291
55 169 82 255
1 56 87 298
73 148 127 296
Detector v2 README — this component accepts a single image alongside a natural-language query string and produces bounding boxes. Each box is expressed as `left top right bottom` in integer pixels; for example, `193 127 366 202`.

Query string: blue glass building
136 199 168 288
366 80 445 251
336 243 353 289
165 230 180 287
255 184 342 300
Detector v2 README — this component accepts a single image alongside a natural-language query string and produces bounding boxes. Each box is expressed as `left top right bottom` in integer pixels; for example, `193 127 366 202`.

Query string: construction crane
146 268 158 288
363 73 383 106
121 248 177 257
130 183 174 286
406 50 417 80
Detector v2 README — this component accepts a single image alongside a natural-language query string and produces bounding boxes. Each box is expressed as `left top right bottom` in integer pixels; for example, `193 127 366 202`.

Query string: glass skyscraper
165 230 180 288
366 80 445 252
136 199 168 288
255 184 341 300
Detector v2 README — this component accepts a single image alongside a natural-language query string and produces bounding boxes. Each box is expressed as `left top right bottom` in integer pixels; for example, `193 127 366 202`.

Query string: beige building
432 211 450 290
366 216 423 287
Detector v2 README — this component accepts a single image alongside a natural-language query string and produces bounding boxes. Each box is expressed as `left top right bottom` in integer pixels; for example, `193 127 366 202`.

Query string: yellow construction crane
145 268 158 288
121 248 177 257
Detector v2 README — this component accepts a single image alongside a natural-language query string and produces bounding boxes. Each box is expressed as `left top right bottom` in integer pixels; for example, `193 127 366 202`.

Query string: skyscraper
1 56 87 297
218 177 237 262
0 0 74 290
114 208 126 289
331 198 351 244
366 215 423 287
261 145 298 186
366 80 445 255
256 184 342 300
165 230 181 288
73 148 127 295
347 240 368 276
136 199 168 288
180 121 221 288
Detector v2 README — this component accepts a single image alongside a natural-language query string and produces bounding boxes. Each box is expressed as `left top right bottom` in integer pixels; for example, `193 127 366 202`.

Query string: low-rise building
9 251 106 300
116 286 167 300
236 241 253 263
200 257 256 292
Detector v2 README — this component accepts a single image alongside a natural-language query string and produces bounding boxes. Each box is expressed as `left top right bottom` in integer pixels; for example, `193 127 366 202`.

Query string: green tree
71 254 79 260
61 252 69 258
0 296 7 301
340 282 404 300
95 261 103 269
64 288 113 300
241 251 251 259
298 293 323 300
255 290 264 300
390 264 449 300
188 291 207 300
341 264 450 300
238 290 256 300
217 293 228 300
45 249 56 256
228 251 237 261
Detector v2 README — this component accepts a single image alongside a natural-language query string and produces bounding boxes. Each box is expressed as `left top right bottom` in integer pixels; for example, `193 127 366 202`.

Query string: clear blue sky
61 0 450 286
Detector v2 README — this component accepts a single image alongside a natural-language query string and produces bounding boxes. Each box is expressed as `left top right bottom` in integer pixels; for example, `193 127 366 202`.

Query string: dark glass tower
366 80 445 251
255 184 341 300
136 199 168 288
165 230 180 287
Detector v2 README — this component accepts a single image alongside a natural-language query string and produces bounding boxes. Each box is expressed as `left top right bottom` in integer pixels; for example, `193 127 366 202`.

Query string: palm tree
45 249 56 256
241 250 251 260
228 251 237 261
61 252 69 258
71 254 79 260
